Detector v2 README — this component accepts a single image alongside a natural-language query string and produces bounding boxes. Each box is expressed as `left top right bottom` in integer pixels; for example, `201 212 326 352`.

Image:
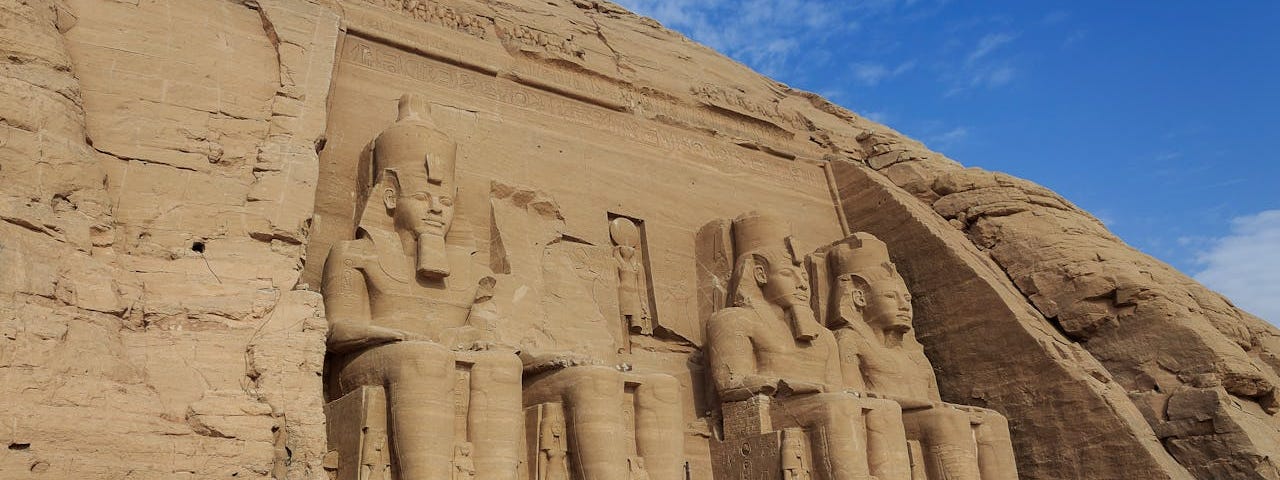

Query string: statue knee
468 350 523 384
386 342 455 382
864 396 903 415
810 394 861 425
973 409 1011 443
912 407 971 442
976 409 1009 430
562 366 622 402
639 373 680 403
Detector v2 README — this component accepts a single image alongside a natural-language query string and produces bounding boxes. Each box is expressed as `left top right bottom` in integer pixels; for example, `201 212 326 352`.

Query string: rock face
0 0 1273 479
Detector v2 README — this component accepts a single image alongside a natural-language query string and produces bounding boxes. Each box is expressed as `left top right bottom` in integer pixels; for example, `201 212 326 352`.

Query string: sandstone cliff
0 0 1275 478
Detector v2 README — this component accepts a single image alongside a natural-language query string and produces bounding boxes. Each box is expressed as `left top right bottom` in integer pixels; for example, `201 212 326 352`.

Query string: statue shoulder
708 307 760 335
326 238 376 270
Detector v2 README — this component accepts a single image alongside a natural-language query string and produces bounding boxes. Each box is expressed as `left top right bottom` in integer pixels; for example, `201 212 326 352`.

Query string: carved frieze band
337 0 814 154
343 37 826 190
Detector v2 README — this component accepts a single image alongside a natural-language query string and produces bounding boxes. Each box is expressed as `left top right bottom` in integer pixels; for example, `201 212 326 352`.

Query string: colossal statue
816 233 1019 480
322 93 523 480
323 93 684 480
706 211 911 480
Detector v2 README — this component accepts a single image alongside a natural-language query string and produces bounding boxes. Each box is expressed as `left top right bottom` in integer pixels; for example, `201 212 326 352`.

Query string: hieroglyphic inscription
623 383 640 456
508 57 797 144
345 37 824 189
355 0 492 39
621 87 796 145
454 363 473 441
343 0 505 74
351 0 585 58
691 83 807 132
494 22 586 59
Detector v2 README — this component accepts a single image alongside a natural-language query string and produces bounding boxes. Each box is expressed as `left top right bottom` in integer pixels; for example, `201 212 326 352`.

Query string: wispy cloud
862 111 891 123
850 60 917 86
1063 29 1088 47
927 126 969 147
943 31 1019 96
1194 209 1280 323
614 0 942 80
1042 10 1070 25
967 32 1016 64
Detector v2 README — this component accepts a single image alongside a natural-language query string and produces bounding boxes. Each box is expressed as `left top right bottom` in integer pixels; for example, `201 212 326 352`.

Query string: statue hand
520 351 601 374
777 379 825 396
720 375 785 401
868 391 934 410
328 321 421 353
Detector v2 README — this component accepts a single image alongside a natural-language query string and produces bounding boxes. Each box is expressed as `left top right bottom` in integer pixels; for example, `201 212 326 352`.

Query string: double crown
827 232 898 282
730 211 800 266
370 93 457 189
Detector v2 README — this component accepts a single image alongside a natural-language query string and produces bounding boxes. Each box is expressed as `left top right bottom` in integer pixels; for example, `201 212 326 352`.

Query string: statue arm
833 329 867 391
322 240 414 354
917 349 944 402
518 349 601 375
707 310 780 401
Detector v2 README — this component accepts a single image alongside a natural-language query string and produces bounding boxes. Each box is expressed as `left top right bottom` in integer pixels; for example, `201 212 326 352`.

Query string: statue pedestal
325 386 391 480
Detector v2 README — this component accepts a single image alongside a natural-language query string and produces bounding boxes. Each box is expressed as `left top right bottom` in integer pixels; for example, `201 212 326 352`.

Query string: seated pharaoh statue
323 93 685 480
322 93 523 480
814 233 1019 480
706 212 912 480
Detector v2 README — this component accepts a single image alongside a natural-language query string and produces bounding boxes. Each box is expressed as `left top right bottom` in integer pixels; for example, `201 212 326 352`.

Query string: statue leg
633 373 684 480
903 407 980 480
970 409 1017 480
861 397 911 480
773 393 873 480
525 366 628 479
467 351 524 480
340 342 457 480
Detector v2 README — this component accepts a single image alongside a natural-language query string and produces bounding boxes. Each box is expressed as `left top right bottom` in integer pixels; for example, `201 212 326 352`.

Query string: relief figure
612 216 653 335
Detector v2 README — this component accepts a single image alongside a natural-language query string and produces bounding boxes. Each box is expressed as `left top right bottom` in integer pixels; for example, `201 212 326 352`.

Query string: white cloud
862 111 890 123
1194 210 1280 323
1064 30 1087 47
1042 10 1070 25
851 60 917 86
926 126 968 147
612 0 931 79
967 32 1015 64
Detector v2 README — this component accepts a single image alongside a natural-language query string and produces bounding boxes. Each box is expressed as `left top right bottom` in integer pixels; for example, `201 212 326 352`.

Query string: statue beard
415 232 450 279
785 304 823 342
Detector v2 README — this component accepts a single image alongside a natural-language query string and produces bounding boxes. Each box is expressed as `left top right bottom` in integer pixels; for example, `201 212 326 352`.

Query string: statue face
387 175 455 238
863 277 912 330
755 260 810 308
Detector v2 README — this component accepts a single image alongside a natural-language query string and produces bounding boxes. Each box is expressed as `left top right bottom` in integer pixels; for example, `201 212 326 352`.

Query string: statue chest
359 252 478 338
753 324 833 381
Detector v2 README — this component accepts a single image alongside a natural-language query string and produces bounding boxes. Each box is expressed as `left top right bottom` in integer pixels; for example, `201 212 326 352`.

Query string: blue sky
613 0 1280 322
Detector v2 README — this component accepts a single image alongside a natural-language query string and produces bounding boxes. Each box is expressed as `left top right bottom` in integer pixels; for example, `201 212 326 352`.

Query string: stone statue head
357 93 459 278
726 211 821 340
826 233 912 334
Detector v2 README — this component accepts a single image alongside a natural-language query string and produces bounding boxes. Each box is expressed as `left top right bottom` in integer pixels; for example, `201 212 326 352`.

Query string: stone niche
307 6 844 480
